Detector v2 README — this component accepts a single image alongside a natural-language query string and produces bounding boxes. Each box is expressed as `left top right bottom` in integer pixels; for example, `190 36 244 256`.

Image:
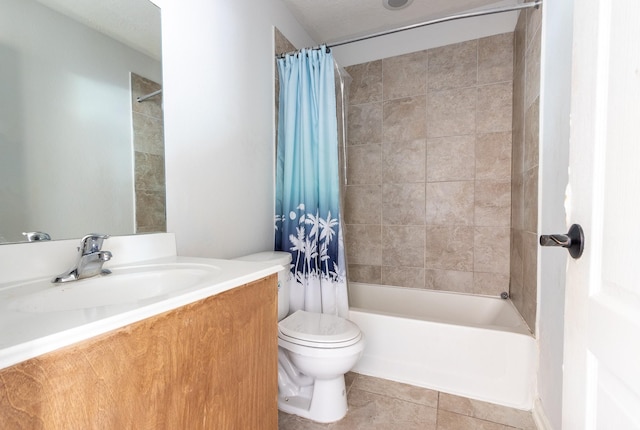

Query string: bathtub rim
348 282 533 337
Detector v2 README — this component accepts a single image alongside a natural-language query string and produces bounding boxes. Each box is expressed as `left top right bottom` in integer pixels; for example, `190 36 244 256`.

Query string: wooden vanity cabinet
0 275 278 430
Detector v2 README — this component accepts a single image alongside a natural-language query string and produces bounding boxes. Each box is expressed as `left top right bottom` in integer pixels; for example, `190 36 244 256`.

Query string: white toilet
235 251 365 423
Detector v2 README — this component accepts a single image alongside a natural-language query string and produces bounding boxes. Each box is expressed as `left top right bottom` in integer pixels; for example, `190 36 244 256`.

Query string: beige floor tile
279 411 332 429
352 374 439 407
278 375 535 430
345 371 358 393
333 388 437 430
438 393 536 430
437 409 517 430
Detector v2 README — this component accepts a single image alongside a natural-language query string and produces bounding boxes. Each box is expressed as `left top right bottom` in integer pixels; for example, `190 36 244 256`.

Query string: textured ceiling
35 0 161 60
281 0 515 43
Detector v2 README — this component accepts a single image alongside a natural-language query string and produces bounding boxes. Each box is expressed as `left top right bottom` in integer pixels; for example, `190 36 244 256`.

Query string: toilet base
278 375 348 423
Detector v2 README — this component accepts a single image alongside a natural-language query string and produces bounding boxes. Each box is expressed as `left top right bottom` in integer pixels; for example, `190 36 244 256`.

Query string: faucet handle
79 233 110 254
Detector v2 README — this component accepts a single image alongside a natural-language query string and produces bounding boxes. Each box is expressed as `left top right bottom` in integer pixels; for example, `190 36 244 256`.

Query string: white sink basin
6 263 221 313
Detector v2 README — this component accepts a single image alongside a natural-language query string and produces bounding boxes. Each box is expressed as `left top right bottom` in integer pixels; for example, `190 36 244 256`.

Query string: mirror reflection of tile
131 73 166 233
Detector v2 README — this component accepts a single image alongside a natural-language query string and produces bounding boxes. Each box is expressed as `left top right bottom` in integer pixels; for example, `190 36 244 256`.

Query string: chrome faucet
52 234 112 284
23 231 51 241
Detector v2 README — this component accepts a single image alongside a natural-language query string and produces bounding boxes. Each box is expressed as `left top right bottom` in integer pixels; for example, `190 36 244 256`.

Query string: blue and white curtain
275 47 348 318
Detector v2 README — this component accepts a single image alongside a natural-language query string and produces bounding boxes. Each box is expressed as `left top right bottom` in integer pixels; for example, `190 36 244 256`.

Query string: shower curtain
275 47 348 318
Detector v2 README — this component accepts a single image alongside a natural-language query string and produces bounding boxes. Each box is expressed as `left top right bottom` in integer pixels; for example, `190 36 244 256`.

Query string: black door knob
539 224 584 259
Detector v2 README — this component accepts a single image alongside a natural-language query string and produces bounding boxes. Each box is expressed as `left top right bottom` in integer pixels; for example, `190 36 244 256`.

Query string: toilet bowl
278 310 365 422
236 252 365 423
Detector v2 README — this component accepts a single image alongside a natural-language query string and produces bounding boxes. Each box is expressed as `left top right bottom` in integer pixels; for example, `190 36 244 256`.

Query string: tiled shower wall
510 3 542 330
344 33 514 296
131 73 166 233
274 29 296 128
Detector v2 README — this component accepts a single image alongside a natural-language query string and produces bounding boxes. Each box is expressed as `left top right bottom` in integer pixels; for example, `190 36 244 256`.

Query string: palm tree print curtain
275 47 348 318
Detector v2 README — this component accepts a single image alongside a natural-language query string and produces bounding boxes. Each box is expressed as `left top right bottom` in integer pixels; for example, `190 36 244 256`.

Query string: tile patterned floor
278 373 537 430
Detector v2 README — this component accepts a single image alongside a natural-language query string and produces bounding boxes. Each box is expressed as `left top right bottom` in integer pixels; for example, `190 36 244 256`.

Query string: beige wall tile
135 152 165 191
427 87 477 138
478 33 514 85
132 73 165 234
428 40 477 91
344 185 382 225
526 1 543 51
511 59 525 176
383 96 427 142
426 181 474 226
476 132 512 181
524 97 540 171
477 82 513 133
474 227 510 274
382 225 425 267
514 11 527 72
381 266 426 289
342 32 535 307
475 181 511 227
522 231 538 330
382 50 428 100
510 275 525 321
348 102 383 145
135 189 166 232
133 113 164 154
426 269 474 293
511 174 524 230
346 60 383 105
383 139 426 184
523 167 538 233
509 3 539 328
511 106 525 177
426 135 476 182
345 224 382 266
509 228 525 312
425 226 474 271
347 264 381 284
524 27 541 110
382 183 426 225
348 144 382 185
131 74 162 118
473 272 510 296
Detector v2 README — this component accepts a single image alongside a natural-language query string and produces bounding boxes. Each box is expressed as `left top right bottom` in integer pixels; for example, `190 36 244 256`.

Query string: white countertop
0 255 280 370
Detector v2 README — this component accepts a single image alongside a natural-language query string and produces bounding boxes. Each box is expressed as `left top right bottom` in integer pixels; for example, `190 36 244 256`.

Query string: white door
563 0 640 428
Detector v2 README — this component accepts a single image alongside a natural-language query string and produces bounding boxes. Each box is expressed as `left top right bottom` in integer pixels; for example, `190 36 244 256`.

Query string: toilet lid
278 310 361 345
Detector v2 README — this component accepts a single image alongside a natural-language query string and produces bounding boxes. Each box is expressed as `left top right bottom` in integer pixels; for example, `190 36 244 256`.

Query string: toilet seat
278 310 362 348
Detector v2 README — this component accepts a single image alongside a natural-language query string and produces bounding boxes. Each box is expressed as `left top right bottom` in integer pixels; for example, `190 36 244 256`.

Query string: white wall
537 0 574 428
161 0 314 258
0 0 161 243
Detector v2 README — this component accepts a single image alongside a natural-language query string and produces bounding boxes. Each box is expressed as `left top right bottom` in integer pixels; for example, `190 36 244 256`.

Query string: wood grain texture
0 275 278 430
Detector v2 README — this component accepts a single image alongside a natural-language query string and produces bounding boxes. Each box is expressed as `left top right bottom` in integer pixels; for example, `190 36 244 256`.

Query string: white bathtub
348 282 536 410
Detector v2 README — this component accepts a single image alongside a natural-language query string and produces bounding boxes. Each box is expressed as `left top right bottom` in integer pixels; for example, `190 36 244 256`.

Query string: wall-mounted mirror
0 0 164 244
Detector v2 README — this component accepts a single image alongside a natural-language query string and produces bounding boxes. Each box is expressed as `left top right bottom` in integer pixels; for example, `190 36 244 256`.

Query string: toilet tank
234 251 291 321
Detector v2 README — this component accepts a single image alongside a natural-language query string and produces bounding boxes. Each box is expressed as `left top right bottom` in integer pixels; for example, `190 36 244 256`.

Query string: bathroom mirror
0 0 163 244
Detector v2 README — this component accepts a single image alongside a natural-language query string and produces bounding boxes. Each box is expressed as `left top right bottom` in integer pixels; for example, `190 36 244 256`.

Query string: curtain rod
137 89 162 103
277 1 542 58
